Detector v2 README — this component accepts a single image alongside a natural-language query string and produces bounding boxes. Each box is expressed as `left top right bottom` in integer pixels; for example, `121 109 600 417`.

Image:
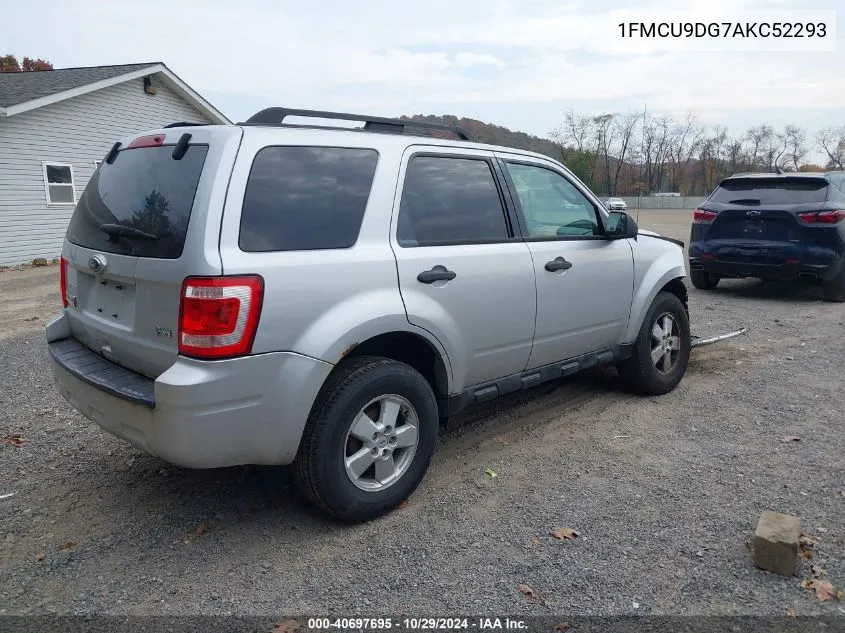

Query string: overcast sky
3 0 843 153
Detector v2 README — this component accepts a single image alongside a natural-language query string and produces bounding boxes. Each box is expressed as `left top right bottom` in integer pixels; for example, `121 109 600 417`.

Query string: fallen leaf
271 619 300 633
195 523 208 536
397 500 409 509
786 608 797 619
781 435 801 443
531 536 542 547
550 527 581 541
494 435 509 446
800 534 819 549
801 579 842 602
516 583 547 606
59 541 76 551
484 468 498 480
554 625 570 631
811 564 827 578
801 550 814 560
3 434 24 447
35 552 45 562
24 316 38 322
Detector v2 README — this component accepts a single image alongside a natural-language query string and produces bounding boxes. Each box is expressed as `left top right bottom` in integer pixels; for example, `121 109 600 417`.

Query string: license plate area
79 274 136 327
744 220 764 235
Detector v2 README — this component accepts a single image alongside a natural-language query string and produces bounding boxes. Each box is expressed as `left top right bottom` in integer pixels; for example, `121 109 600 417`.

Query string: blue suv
689 172 845 302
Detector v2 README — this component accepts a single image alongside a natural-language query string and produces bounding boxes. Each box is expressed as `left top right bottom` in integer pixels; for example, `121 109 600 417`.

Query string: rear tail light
703 252 717 260
693 209 717 222
178 276 264 359
798 210 845 224
59 256 68 308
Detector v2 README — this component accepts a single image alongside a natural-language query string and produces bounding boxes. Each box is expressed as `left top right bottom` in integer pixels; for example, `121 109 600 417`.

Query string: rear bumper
46 314 333 468
688 256 843 282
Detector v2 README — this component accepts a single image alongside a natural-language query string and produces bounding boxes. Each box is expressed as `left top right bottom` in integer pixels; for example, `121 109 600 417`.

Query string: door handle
544 257 573 272
417 265 457 284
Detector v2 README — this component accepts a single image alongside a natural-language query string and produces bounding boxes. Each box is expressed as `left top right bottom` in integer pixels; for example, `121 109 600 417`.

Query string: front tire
690 269 720 290
293 355 438 522
616 291 691 395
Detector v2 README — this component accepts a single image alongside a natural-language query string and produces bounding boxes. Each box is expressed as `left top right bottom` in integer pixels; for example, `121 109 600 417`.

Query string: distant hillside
400 114 563 160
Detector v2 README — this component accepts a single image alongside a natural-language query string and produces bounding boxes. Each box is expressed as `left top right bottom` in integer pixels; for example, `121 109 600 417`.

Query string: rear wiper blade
728 198 761 205
99 223 159 240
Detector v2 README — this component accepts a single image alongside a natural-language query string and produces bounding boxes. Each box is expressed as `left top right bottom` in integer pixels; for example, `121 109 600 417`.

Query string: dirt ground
1 209 843 619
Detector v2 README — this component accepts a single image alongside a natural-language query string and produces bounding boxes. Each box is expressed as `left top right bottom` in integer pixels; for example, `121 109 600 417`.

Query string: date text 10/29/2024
307 618 528 631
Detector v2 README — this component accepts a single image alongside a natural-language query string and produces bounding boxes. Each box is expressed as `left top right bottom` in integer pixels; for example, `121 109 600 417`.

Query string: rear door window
239 146 379 252
397 155 510 246
709 178 829 205
67 145 208 259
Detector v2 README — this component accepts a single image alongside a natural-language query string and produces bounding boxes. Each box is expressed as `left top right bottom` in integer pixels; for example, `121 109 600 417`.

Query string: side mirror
606 211 638 239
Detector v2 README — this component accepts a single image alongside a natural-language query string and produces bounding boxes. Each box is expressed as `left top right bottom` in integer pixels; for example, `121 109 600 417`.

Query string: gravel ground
1 209 843 619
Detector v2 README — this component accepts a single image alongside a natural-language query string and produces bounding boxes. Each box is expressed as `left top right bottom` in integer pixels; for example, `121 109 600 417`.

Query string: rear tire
293 355 438 522
822 266 845 302
616 291 691 396
690 269 720 290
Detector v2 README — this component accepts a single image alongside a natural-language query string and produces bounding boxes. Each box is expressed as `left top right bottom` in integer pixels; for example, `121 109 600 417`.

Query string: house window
42 162 76 205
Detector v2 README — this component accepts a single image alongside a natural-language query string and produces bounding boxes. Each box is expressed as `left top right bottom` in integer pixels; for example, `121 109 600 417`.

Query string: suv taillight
693 209 717 222
178 276 264 359
60 256 68 308
798 210 845 224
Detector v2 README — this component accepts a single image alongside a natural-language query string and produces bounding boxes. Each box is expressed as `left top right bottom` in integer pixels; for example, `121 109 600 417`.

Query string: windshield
66 144 208 258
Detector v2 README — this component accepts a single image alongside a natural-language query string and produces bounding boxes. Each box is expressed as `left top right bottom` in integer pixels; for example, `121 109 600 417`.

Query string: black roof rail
163 122 210 128
239 107 472 141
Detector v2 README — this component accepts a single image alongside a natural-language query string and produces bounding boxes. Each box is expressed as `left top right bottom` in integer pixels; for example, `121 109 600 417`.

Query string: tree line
406 112 845 197
551 108 845 196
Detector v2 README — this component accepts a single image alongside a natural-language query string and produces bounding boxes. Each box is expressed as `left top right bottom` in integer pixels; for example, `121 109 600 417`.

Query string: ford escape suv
47 108 692 521
689 172 845 301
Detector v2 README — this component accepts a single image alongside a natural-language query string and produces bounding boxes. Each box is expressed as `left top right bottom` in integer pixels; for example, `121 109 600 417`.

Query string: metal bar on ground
690 328 747 349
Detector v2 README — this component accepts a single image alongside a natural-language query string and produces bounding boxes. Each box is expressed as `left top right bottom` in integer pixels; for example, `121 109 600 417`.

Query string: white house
0 62 231 266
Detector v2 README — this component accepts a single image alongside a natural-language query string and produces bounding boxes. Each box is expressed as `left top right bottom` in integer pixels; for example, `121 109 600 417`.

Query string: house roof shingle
0 62 161 107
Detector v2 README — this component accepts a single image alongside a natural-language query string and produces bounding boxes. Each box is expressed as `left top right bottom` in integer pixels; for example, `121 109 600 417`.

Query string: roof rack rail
240 107 472 141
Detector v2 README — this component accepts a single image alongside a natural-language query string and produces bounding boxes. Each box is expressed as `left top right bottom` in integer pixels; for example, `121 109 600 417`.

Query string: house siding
0 78 212 265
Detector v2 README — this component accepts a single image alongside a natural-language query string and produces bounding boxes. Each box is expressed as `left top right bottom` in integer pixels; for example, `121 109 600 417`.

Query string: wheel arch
332 330 452 418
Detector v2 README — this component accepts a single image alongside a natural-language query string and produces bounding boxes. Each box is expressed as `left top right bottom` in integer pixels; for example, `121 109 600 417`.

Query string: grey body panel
390 145 537 390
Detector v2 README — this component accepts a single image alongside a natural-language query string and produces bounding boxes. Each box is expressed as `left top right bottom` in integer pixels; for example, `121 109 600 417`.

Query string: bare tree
745 125 772 171
640 113 674 193
776 125 808 172
667 113 703 192
591 113 617 195
611 111 641 195
817 126 845 169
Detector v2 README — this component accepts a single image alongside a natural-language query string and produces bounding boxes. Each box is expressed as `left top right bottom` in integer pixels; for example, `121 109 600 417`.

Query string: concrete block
754 511 800 576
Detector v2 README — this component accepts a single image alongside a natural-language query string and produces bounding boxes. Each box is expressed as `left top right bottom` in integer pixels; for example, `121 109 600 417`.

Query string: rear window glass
67 145 208 259
710 178 829 205
239 146 379 252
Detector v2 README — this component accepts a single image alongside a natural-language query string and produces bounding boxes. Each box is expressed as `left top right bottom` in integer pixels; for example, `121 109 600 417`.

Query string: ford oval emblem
88 255 107 273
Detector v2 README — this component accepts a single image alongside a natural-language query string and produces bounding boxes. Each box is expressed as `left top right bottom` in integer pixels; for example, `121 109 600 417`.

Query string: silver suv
46 108 691 521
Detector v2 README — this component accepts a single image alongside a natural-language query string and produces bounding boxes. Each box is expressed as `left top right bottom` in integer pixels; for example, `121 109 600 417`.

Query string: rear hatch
61 126 242 378
695 176 837 264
